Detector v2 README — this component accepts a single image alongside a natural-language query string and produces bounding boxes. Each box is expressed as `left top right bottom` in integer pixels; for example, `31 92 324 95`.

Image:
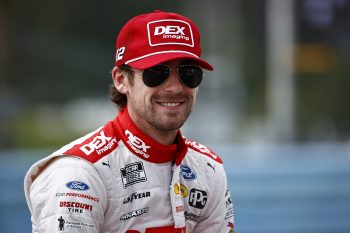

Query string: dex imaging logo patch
125 130 151 158
147 19 194 47
79 130 117 156
120 162 147 188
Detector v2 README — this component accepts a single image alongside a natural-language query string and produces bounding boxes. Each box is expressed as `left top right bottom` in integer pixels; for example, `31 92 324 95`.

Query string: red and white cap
115 10 213 70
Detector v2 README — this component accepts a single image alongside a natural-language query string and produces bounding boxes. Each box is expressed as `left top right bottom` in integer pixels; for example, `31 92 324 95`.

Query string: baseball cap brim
126 52 214 71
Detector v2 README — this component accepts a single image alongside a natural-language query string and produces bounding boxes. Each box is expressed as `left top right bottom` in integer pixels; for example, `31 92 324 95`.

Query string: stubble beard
148 104 192 131
133 94 193 132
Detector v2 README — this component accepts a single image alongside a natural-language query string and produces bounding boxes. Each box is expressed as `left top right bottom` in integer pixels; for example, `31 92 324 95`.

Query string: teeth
160 102 180 107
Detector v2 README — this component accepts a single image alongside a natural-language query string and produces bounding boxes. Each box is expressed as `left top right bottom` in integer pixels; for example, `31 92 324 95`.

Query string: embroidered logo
189 188 208 209
125 130 151 158
80 130 117 156
147 19 194 47
120 162 147 188
66 181 89 191
180 164 197 181
120 207 149 221
174 183 188 198
123 191 151 204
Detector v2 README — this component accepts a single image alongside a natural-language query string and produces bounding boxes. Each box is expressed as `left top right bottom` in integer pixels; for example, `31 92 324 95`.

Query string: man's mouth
157 102 182 107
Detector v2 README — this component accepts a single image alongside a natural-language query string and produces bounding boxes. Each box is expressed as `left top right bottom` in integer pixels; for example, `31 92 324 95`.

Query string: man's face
126 59 199 133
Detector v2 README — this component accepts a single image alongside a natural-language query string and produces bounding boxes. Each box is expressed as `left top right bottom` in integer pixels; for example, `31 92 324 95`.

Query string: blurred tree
295 0 350 141
2 0 350 149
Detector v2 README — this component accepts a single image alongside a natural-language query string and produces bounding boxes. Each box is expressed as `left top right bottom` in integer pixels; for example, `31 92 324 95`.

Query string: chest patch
120 162 147 188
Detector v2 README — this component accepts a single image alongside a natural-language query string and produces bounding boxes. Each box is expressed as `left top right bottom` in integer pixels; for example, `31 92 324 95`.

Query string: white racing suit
24 108 234 233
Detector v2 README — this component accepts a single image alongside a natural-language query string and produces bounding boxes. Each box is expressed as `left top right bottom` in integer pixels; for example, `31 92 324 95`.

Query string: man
24 10 234 233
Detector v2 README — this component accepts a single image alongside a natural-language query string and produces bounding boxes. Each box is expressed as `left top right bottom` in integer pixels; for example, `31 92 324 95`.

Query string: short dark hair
109 65 134 109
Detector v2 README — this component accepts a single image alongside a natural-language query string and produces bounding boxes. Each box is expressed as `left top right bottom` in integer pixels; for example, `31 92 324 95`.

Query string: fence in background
1 143 350 233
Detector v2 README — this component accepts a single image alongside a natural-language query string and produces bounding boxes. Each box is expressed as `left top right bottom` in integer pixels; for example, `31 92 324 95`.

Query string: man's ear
111 66 128 94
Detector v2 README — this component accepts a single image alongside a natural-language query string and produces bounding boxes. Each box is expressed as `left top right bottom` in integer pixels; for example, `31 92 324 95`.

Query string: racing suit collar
114 108 187 164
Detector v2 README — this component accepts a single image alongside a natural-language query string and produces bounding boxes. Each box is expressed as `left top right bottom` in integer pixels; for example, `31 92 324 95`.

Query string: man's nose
163 68 183 92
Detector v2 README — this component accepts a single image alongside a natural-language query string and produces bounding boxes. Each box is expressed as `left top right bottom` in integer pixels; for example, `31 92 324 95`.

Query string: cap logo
116 47 125 61
147 19 194 47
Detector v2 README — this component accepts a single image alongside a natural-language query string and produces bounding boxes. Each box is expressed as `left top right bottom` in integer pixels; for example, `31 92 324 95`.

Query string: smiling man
113 59 200 145
24 10 234 233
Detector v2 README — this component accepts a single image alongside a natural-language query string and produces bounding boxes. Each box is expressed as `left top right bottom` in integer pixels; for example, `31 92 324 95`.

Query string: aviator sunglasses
141 65 203 88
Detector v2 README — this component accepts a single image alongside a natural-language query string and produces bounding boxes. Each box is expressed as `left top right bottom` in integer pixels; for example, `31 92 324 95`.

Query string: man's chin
154 119 186 131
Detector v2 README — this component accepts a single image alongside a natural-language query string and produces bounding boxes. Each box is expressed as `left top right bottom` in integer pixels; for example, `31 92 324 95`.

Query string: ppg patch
120 162 147 188
189 188 208 209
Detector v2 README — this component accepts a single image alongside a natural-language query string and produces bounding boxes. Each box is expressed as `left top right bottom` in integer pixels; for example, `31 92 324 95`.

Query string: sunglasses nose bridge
163 67 184 91
166 66 181 78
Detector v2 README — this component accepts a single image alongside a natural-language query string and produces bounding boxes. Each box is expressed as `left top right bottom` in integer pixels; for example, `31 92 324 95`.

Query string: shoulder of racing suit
183 137 223 164
59 118 224 166
62 120 121 163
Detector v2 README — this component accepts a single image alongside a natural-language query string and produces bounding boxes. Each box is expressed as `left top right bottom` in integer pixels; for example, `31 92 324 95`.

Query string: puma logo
207 162 215 173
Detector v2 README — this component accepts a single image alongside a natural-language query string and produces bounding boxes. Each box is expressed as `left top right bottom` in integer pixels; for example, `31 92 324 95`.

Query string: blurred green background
1 0 350 233
2 0 350 149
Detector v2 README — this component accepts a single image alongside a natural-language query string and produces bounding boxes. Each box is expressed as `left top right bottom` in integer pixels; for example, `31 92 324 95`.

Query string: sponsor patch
180 164 197 180
102 161 111 168
55 192 99 202
184 211 200 222
225 207 234 219
147 19 194 47
226 196 232 207
120 162 147 188
66 181 89 191
120 207 149 221
80 130 117 156
125 130 151 158
185 139 221 163
226 189 233 208
207 162 216 173
123 191 151 204
225 189 234 221
228 222 234 233
59 201 93 214
57 216 95 231
174 183 188 198
58 216 65 231
176 205 184 212
189 188 208 209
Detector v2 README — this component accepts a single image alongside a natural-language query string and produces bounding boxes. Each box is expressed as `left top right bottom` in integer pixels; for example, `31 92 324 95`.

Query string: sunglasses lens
178 66 203 88
143 65 170 87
